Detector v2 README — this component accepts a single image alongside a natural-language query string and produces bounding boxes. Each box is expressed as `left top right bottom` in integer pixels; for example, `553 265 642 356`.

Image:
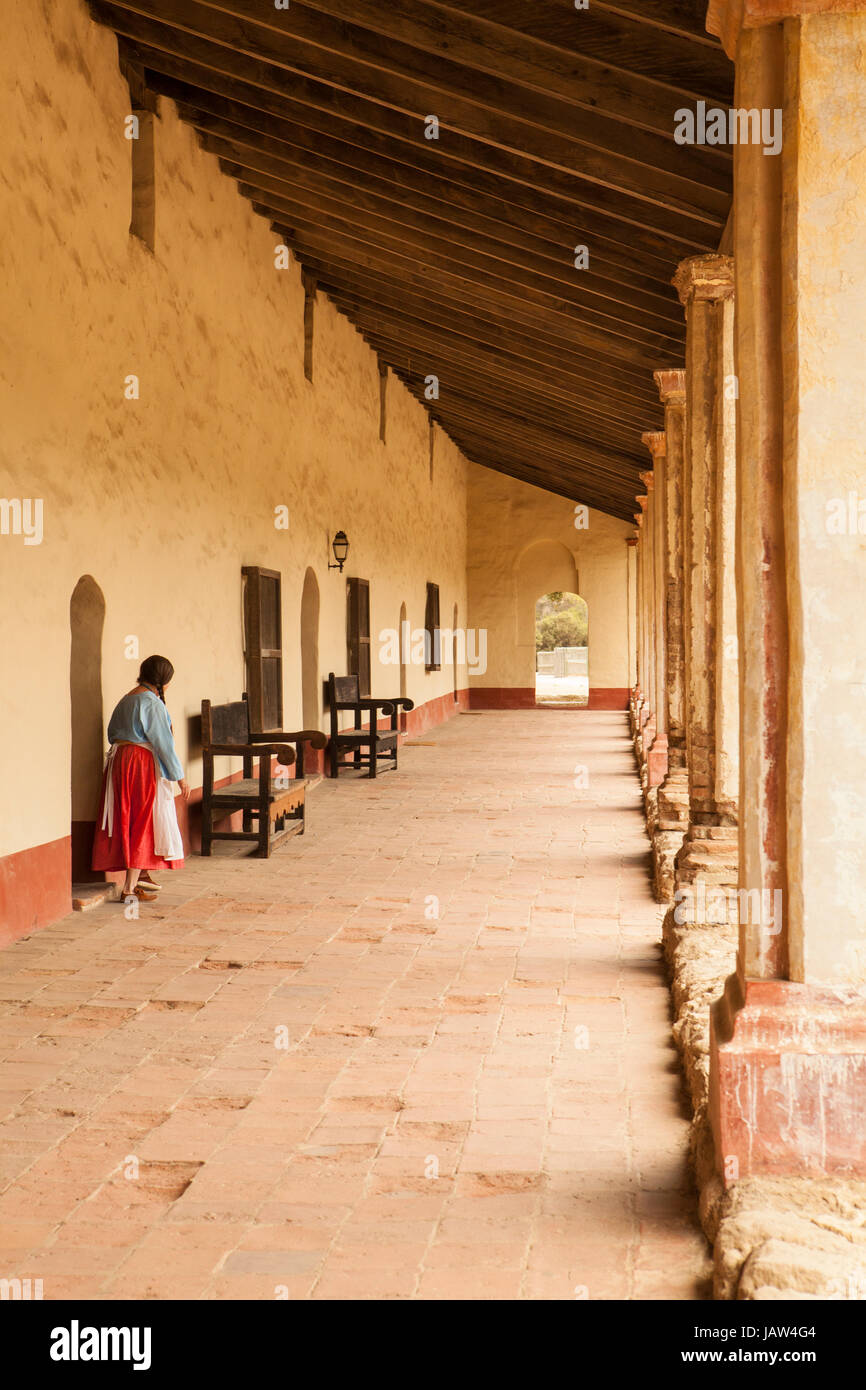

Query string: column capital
638 471 655 490
653 368 686 405
626 536 639 547
634 512 644 527
641 431 667 459
673 253 735 307
706 0 866 60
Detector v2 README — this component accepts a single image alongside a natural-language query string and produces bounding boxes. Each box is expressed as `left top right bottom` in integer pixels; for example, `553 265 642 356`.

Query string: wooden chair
200 696 327 857
327 673 414 779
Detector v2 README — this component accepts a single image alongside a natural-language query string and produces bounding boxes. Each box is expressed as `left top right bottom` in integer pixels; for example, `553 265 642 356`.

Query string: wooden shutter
346 577 371 698
425 582 441 671
242 566 283 731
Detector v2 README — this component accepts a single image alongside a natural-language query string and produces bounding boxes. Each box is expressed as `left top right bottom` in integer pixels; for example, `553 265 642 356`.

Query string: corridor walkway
0 711 709 1300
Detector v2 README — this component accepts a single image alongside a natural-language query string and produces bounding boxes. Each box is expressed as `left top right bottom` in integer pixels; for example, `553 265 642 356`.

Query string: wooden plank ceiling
89 0 733 520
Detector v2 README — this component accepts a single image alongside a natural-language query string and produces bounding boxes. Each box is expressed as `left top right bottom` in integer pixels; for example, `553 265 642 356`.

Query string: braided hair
138 654 175 703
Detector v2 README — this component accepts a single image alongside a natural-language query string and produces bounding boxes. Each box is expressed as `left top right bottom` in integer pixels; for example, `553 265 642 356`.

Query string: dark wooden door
243 565 283 731
346 577 371 698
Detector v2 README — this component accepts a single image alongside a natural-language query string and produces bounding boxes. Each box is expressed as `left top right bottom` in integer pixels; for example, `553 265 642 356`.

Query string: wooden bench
201 696 327 857
327 672 414 779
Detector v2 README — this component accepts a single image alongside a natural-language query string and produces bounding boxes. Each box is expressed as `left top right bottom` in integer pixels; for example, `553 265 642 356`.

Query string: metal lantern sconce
328 530 349 573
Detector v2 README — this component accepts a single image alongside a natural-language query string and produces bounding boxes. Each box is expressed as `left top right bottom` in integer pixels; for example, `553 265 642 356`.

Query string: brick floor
0 711 710 1300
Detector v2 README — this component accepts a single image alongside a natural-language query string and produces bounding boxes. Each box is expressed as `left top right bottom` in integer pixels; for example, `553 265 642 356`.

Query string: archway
301 567 320 742
514 540 580 699
535 591 589 707
70 575 105 882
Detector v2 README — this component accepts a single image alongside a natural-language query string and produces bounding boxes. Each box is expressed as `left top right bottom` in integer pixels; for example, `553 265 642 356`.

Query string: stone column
669 255 738 916
642 437 669 837
635 479 655 777
708 0 866 1180
626 536 638 714
652 371 690 901
633 491 651 761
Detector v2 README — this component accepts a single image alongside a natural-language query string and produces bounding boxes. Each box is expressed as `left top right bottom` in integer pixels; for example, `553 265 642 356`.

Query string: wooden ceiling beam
246 0 720 134
430 383 646 451
276 244 676 400
435 428 639 518
351 324 651 476
239 177 684 341
194 124 682 289
425 401 645 478
96 10 727 241
166 78 714 264
211 142 681 315
291 247 670 396
363 330 660 435
369 347 659 446
344 315 658 423
312 276 660 426
110 0 730 217
410 1 732 101
305 271 666 413
254 202 683 366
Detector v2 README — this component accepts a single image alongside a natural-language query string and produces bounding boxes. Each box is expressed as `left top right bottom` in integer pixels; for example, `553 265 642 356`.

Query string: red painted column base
710 972 866 1182
645 733 669 788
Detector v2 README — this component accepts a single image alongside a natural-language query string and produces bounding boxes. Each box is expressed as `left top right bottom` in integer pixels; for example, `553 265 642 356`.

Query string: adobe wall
0 0 469 940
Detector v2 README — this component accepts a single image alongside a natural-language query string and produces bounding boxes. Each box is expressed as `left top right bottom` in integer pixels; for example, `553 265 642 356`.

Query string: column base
711 973 866 1182
628 688 641 737
646 732 668 789
635 714 655 772
675 824 739 890
652 828 685 903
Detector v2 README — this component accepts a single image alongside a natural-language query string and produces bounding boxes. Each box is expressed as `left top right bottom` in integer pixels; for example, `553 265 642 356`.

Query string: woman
92 655 190 902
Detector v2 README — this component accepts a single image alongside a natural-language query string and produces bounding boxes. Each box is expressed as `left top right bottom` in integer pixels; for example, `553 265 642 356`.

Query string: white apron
101 743 184 860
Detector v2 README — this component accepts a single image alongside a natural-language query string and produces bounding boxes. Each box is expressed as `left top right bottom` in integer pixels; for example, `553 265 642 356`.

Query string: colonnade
629 0 866 1183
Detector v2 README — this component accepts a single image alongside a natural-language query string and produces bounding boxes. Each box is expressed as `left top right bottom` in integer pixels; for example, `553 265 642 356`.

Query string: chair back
327 673 360 737
201 697 252 749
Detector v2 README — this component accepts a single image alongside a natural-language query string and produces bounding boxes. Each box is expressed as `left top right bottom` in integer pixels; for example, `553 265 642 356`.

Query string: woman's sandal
123 884 157 903
138 875 161 890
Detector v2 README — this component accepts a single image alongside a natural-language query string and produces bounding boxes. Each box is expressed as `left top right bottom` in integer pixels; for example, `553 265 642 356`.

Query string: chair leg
201 805 212 857
330 741 339 779
369 741 378 778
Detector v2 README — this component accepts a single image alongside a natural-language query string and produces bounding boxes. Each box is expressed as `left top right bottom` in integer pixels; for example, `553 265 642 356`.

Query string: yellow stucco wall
466 466 633 691
0 0 468 861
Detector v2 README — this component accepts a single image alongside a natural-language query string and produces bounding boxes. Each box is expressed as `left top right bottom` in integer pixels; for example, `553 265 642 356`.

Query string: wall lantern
328 530 350 573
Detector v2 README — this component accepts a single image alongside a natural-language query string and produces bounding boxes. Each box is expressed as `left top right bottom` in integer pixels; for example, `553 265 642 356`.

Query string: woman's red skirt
91 743 184 872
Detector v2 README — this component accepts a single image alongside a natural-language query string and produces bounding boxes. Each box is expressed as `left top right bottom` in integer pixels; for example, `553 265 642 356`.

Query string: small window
347 577 371 698
242 566 283 731
425 582 441 672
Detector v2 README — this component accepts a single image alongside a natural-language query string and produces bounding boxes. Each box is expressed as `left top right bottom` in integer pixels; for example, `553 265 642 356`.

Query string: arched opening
301 567 320 738
452 601 459 702
513 539 580 703
535 591 589 707
70 575 105 882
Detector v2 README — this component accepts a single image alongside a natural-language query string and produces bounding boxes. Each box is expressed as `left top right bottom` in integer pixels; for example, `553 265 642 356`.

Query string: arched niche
452 601 459 701
301 567 320 730
70 575 105 882
399 601 408 701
